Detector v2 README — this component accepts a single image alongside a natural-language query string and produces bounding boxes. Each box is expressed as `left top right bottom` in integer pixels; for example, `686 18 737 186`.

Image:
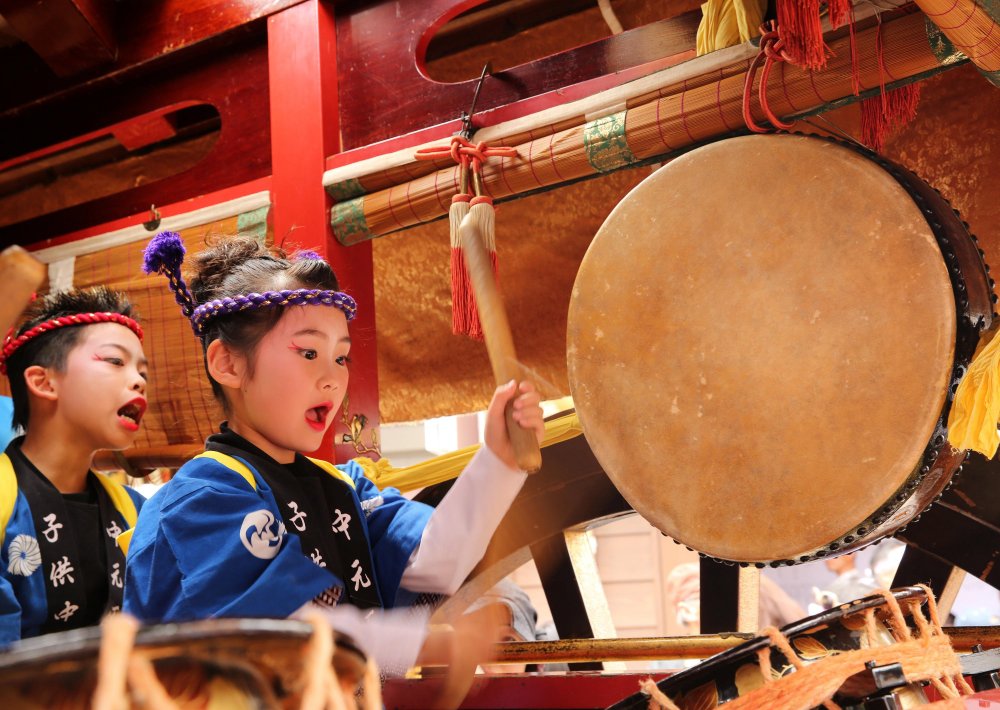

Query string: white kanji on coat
50 556 75 587
54 600 79 623
42 513 63 543
350 559 371 591
106 520 123 539
331 509 351 540
310 548 327 568
287 501 308 531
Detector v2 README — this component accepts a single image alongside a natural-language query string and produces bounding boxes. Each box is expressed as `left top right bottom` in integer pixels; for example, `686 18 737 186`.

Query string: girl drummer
124 233 543 670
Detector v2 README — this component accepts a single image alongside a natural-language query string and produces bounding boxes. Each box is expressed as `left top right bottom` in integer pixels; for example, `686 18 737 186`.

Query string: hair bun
189 236 274 303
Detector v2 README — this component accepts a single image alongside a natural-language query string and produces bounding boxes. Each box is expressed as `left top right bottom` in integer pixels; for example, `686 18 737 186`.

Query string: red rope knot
415 137 518 194
743 22 796 134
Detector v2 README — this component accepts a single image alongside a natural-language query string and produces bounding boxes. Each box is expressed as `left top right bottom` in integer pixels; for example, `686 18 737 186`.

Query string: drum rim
0 617 366 672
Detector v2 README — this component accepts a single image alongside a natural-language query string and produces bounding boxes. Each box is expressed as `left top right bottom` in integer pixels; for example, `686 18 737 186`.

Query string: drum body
0 619 367 709
567 133 993 564
608 587 934 710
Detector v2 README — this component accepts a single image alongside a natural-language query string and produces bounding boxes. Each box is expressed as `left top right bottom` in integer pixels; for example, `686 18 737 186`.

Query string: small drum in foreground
609 587 967 710
0 618 368 709
568 133 993 564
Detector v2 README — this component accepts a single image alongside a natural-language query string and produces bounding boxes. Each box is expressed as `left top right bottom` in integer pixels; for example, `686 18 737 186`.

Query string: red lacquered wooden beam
268 0 381 465
334 0 700 149
0 38 272 247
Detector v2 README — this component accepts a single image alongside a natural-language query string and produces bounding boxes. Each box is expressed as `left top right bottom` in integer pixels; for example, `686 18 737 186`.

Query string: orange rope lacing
644 586 973 710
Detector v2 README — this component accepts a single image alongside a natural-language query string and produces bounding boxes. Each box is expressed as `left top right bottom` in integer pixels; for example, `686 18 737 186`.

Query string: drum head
567 134 956 562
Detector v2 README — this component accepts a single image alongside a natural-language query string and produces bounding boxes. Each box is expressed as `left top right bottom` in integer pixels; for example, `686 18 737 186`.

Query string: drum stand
892 450 1000 613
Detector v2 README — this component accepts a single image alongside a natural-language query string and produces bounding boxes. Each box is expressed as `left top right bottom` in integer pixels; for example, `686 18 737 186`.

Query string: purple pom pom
292 249 323 262
143 231 186 275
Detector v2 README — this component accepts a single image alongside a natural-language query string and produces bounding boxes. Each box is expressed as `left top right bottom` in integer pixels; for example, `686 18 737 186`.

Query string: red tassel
827 0 852 29
776 0 828 70
860 83 921 153
449 194 473 336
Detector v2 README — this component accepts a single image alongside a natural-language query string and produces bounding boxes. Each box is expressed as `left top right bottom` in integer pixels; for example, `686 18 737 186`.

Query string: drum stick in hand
459 215 542 474
0 245 45 337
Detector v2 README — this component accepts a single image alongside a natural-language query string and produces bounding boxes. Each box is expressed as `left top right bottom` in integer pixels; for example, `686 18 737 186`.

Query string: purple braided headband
192 289 357 335
142 232 357 337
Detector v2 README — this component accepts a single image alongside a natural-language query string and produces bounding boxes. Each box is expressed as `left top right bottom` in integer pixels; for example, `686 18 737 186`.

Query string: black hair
187 235 340 408
6 287 137 431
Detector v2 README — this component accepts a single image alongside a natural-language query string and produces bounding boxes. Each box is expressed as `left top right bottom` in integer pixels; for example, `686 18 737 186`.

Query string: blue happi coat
124 455 433 622
0 475 144 644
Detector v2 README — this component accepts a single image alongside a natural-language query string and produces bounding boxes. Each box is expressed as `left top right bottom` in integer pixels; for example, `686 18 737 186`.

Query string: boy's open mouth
305 402 332 431
117 398 147 430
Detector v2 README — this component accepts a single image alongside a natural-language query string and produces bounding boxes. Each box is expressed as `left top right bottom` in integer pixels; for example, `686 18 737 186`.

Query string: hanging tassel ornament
415 137 517 339
860 83 921 152
774 0 853 71
775 0 828 69
859 13 922 153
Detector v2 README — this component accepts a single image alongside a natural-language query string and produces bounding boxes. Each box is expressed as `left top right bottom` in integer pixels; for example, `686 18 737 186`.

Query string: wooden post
268 0 380 463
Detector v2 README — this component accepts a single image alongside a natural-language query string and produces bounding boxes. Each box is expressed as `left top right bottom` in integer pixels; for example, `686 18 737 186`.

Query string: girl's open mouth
305 402 332 431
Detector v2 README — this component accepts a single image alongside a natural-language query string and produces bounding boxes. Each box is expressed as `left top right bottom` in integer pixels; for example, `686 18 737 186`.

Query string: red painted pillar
268 0 381 463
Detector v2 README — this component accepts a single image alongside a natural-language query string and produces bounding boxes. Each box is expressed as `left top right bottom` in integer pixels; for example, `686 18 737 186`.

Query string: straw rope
645 587 973 710
301 611 350 710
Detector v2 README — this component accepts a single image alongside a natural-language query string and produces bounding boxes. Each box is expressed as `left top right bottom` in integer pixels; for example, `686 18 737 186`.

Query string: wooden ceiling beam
0 0 116 76
0 0 309 117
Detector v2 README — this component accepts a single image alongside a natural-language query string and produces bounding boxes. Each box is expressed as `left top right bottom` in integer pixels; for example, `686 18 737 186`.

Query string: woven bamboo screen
912 0 1000 84
70 210 268 453
328 10 964 245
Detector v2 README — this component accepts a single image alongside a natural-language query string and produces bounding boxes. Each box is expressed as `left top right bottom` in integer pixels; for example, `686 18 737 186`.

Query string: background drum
0 618 368 709
608 587 966 710
567 133 993 565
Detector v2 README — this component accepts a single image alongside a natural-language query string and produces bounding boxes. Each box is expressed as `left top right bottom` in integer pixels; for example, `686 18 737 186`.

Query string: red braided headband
0 313 144 375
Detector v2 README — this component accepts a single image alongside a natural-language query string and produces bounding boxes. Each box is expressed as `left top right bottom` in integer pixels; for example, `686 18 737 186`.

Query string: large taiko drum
567 133 993 564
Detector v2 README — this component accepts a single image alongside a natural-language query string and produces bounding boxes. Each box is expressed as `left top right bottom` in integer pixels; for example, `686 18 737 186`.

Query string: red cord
743 22 796 133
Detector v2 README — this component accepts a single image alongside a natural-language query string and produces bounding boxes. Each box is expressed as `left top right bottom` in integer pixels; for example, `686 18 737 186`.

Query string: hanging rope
743 22 796 133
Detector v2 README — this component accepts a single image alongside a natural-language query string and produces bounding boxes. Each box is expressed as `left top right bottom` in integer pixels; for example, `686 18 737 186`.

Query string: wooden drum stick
459 216 542 474
0 245 45 337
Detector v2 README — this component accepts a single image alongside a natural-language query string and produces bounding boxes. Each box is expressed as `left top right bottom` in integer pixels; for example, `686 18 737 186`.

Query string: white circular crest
7 534 41 576
240 510 285 560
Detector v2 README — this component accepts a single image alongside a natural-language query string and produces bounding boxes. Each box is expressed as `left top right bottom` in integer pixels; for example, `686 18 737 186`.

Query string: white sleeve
292 602 431 677
399 445 528 596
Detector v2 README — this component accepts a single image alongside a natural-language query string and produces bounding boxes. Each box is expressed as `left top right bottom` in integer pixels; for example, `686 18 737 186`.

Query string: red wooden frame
0 37 272 247
333 0 699 151
268 0 381 464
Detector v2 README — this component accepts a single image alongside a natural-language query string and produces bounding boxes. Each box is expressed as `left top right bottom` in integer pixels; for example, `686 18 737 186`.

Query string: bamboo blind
71 211 268 452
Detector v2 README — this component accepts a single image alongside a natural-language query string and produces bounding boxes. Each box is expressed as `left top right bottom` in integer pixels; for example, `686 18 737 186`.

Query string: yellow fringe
947 325 1000 457
355 411 582 492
